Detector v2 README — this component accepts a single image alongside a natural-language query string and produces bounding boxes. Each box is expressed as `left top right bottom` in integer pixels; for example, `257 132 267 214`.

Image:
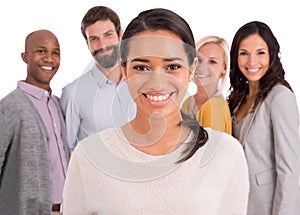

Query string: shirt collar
17 81 51 100
91 64 125 88
91 64 109 88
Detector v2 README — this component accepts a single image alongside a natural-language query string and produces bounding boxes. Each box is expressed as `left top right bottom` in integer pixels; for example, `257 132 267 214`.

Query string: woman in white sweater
63 8 249 215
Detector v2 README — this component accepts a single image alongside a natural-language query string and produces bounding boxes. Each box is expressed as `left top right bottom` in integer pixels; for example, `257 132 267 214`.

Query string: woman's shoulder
265 84 296 106
268 84 294 98
207 96 227 105
198 128 242 167
200 96 230 117
79 128 119 149
206 128 241 149
201 96 228 109
73 127 123 164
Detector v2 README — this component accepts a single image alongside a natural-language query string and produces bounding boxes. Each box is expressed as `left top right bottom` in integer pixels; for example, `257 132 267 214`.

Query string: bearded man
60 6 136 152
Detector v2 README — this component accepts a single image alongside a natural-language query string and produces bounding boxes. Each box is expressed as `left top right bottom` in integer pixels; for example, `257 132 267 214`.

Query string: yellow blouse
182 96 232 135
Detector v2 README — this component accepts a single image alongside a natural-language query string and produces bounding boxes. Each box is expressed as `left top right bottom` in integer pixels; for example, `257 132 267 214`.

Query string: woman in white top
63 8 249 215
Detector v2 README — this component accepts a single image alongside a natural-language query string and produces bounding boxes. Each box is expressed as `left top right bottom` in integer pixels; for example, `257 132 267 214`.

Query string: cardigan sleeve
0 101 13 177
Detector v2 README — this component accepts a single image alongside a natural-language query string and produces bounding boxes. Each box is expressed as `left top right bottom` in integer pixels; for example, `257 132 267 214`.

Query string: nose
43 53 54 63
94 40 104 51
147 71 169 90
94 38 109 51
248 53 258 66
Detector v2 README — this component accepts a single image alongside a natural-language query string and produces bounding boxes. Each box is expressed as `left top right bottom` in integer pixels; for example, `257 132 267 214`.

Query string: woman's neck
122 112 189 155
193 93 209 109
247 81 259 98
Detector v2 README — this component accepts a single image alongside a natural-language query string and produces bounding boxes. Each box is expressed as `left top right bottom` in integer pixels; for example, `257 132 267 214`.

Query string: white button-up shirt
60 64 136 152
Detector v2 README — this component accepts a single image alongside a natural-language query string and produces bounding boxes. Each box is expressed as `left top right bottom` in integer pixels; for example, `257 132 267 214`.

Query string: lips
94 46 114 56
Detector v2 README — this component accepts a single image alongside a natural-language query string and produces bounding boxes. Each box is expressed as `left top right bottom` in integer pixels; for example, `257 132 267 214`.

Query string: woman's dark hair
120 8 208 162
228 21 292 113
81 6 121 40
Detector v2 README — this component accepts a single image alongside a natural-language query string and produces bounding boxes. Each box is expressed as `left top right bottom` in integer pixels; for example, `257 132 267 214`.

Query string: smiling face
237 34 270 85
198 42 226 80
21 30 60 90
85 20 121 69
194 53 219 98
194 42 227 98
121 30 195 119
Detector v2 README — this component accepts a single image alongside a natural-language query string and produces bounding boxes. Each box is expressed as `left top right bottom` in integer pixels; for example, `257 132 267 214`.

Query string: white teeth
147 94 170 101
195 73 210 79
41 66 53 71
248 68 259 73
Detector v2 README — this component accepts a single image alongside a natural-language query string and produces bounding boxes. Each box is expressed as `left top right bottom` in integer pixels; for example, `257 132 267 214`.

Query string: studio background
1 0 299 110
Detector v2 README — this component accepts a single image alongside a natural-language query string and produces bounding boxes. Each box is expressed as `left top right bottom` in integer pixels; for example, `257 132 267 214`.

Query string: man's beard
93 44 119 69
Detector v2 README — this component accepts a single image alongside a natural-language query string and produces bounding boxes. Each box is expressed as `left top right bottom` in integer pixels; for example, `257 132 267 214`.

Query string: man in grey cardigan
0 29 70 215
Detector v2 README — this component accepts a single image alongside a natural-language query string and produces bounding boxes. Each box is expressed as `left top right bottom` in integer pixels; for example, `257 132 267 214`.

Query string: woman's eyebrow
163 57 183 62
130 57 184 63
130 58 149 63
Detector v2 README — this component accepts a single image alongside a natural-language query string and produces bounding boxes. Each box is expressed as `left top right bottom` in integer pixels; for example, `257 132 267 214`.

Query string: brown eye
53 51 60 56
166 64 181 71
208 60 217 65
239 51 247 56
37 49 46 54
133 65 149 72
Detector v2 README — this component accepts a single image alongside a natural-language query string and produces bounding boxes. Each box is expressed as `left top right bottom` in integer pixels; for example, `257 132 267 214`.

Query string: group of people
0 5 299 215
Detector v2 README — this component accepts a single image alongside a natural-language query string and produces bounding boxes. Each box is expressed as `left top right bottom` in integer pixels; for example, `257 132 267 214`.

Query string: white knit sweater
63 128 249 215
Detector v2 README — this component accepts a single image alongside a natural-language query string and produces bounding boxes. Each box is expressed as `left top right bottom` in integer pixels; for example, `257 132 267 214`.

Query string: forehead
198 43 224 56
240 34 268 48
199 43 222 52
85 20 116 36
126 32 188 60
26 31 59 50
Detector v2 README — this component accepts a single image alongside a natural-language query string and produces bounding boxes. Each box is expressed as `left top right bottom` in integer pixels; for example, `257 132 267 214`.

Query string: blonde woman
182 36 232 134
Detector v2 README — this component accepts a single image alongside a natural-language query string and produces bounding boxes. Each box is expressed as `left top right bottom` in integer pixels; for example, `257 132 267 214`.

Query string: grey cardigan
236 84 300 214
0 88 70 215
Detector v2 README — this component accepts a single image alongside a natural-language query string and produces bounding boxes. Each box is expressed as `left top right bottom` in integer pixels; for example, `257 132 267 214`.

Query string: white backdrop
1 0 299 109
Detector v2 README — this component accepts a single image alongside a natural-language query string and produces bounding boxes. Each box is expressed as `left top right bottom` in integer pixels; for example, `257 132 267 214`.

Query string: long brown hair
228 21 292 113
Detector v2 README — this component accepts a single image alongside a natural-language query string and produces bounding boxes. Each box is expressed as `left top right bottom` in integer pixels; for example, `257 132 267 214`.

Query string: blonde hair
196 35 230 97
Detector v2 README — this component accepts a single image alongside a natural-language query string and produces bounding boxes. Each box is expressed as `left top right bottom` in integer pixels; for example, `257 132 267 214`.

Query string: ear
21 52 28 64
220 68 226 78
120 62 127 82
188 56 198 82
119 29 124 40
